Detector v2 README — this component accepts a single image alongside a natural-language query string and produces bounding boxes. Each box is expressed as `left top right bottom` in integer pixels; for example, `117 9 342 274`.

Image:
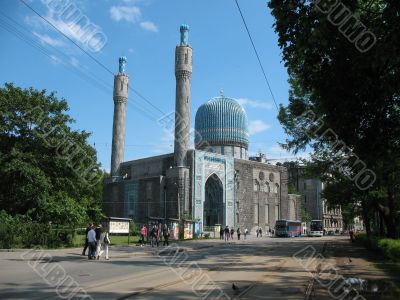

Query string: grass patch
73 234 139 247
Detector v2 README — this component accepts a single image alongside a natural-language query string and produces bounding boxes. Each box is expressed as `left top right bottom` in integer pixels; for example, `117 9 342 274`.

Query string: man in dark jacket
162 224 169 246
82 223 92 256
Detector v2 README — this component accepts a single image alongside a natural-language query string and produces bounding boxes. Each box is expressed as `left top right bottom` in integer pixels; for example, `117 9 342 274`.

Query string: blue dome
195 96 249 149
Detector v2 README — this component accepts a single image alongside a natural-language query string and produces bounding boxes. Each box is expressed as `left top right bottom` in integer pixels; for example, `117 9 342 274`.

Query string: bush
204 233 210 239
378 239 400 262
355 233 400 262
0 211 76 249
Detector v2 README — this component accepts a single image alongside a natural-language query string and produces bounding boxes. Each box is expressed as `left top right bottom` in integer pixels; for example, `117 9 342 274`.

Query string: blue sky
0 0 307 171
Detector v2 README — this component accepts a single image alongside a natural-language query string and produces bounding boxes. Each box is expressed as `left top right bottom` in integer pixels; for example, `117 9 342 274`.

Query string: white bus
308 220 323 237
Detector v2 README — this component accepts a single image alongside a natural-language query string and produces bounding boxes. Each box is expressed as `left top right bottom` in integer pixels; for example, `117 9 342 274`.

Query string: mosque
103 25 300 236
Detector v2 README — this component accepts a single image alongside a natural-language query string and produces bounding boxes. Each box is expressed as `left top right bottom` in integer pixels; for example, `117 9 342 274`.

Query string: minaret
166 25 192 223
174 24 192 167
110 56 129 178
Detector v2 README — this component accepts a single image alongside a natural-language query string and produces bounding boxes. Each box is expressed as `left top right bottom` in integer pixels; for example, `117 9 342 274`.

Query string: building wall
205 145 248 160
234 159 289 234
103 151 292 235
288 194 302 221
297 178 323 220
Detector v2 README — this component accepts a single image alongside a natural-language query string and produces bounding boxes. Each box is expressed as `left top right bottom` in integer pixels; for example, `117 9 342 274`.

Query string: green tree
268 0 400 238
300 209 312 223
0 83 104 226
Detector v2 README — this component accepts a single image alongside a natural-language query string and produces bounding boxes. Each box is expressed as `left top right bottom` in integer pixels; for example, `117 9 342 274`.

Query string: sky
0 0 308 172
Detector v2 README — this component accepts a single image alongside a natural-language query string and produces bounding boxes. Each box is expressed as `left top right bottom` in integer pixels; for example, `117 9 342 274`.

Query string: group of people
82 223 111 260
140 224 170 247
219 226 249 241
257 227 274 237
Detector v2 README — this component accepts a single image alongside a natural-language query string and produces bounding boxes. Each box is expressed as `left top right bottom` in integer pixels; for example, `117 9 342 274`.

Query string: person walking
95 224 103 260
87 225 96 260
150 225 155 247
259 227 263 237
224 226 229 242
82 223 92 256
140 224 146 246
154 225 160 247
244 228 248 240
219 228 224 240
162 224 169 246
349 229 354 242
237 228 241 240
143 224 148 244
230 228 234 240
257 228 259 238
103 232 111 260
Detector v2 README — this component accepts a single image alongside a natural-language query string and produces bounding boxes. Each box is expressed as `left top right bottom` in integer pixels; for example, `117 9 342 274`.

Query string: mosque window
120 81 123 91
185 52 188 64
221 146 224 155
275 183 279 193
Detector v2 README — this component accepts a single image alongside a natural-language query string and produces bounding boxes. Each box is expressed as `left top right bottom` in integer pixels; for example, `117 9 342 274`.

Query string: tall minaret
174 24 192 167
110 56 129 178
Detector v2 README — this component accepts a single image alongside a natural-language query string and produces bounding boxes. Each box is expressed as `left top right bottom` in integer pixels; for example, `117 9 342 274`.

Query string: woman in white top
103 232 111 260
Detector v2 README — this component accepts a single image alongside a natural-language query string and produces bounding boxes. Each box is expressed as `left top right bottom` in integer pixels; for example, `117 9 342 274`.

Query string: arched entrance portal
203 174 224 227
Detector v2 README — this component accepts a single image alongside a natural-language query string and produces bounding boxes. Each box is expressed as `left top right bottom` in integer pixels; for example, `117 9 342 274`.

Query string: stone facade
103 150 297 234
234 159 289 234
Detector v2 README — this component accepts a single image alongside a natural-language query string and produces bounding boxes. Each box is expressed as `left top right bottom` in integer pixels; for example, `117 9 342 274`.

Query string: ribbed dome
195 95 249 149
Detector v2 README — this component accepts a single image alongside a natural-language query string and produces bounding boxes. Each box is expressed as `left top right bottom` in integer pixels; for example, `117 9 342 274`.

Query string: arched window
275 183 279 194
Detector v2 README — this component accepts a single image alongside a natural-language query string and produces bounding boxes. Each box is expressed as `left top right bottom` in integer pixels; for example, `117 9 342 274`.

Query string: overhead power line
0 12 160 121
234 0 279 111
19 0 167 117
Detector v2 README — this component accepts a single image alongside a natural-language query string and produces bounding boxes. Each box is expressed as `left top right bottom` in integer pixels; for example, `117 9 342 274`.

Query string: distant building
322 199 343 233
285 163 343 233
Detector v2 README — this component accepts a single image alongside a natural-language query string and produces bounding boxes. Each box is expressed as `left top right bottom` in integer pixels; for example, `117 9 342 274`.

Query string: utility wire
19 0 167 117
234 0 279 111
0 11 161 121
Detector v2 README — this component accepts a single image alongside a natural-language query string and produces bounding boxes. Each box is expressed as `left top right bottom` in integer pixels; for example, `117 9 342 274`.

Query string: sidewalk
312 237 400 299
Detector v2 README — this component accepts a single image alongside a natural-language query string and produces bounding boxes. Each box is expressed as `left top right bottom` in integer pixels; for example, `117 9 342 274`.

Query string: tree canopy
268 0 400 237
0 83 104 226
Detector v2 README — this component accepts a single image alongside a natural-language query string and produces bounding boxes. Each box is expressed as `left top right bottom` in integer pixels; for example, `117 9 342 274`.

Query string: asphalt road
0 236 348 300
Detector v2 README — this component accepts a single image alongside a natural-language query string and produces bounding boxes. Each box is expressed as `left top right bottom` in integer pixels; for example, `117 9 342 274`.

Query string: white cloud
33 32 65 47
49 54 62 65
26 9 107 53
140 21 158 32
70 57 79 67
249 120 271 135
128 48 135 53
110 6 141 23
236 98 273 110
